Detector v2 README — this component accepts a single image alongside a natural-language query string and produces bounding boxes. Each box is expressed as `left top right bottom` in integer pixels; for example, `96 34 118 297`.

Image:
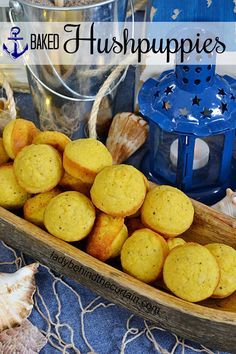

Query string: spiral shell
212 188 236 218
0 263 38 332
106 112 148 164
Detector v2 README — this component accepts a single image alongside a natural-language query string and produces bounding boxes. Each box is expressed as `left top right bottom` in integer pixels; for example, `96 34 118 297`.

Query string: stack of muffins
0 118 235 303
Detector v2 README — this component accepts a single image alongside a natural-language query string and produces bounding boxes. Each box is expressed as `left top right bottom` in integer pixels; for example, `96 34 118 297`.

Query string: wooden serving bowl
0 199 235 352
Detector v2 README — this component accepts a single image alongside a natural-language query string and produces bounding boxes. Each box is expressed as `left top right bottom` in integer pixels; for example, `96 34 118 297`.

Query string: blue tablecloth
149 0 236 21
0 85 229 353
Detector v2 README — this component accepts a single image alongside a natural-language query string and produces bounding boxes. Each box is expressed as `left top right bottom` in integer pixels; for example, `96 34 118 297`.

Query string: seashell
0 98 7 111
0 319 47 354
0 320 47 353
106 112 149 164
212 188 236 218
0 98 11 134
0 263 38 332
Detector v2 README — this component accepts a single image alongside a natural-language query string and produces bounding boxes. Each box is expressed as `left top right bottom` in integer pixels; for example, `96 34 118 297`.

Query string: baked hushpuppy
44 191 96 242
32 130 71 153
63 138 113 184
23 188 61 227
14 144 63 194
0 138 9 166
141 185 194 237
167 238 186 251
59 171 91 196
121 228 168 283
0 164 29 209
3 118 38 159
86 213 128 261
90 164 147 217
205 243 236 298
163 243 220 302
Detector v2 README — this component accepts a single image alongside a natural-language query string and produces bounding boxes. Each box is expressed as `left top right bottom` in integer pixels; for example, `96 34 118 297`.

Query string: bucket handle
88 54 136 139
9 0 135 102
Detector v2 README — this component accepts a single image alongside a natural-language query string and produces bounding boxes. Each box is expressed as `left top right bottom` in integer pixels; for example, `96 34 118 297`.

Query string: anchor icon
3 27 28 60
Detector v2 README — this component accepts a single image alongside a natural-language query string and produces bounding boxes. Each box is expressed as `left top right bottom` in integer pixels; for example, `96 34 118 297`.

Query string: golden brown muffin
125 220 169 261
141 185 194 237
3 118 38 159
121 228 168 283
44 191 96 242
90 164 147 217
167 238 186 251
163 243 220 302
63 138 113 184
32 130 71 153
14 144 63 194
59 171 91 196
205 243 236 298
0 164 29 209
0 138 9 166
110 226 128 258
86 213 128 261
23 188 61 227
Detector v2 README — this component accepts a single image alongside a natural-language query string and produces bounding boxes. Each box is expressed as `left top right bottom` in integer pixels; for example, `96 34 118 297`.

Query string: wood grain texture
0 205 236 352
183 199 236 247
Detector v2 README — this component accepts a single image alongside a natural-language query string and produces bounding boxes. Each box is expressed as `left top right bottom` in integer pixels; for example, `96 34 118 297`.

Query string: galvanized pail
9 0 132 138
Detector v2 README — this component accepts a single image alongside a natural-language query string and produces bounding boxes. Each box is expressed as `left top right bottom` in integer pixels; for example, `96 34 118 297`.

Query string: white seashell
0 263 38 332
106 112 149 164
0 319 47 354
212 189 236 218
0 98 12 134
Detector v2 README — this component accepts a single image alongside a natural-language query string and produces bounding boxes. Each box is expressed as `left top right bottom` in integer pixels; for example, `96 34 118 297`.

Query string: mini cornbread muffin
0 138 9 165
0 164 29 209
44 191 96 242
163 243 220 302
23 188 61 227
63 138 113 184
32 130 71 153
3 118 38 159
167 238 186 251
14 144 63 194
86 213 128 261
121 228 168 283
91 164 147 217
59 171 91 196
205 243 236 298
141 185 194 237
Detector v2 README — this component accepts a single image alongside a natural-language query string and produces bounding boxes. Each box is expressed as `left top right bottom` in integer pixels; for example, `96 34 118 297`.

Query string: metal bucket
9 0 131 138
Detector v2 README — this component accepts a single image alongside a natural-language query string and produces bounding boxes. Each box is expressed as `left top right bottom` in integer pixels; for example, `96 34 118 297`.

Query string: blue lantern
139 63 236 205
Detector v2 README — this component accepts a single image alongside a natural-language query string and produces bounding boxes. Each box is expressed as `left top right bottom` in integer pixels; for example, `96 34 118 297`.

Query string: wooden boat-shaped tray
0 198 235 352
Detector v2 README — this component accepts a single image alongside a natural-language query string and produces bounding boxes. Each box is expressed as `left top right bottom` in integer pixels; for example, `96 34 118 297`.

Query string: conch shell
212 188 236 218
0 263 38 332
0 98 11 134
106 112 149 164
0 319 47 354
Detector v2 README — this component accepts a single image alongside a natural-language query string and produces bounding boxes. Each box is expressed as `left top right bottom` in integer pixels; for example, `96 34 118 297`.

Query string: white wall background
1 1 9 7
